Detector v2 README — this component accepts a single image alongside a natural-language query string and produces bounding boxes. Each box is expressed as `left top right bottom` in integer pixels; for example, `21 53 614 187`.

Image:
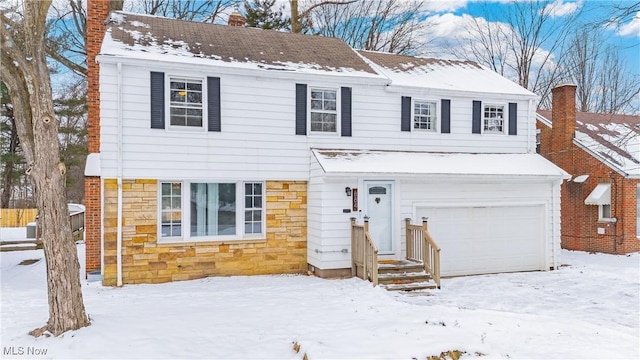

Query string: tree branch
299 0 358 18
45 43 87 76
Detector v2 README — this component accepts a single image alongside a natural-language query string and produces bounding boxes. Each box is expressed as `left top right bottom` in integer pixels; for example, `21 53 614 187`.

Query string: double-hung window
483 104 504 133
159 181 264 241
414 101 437 131
169 78 203 128
310 88 337 133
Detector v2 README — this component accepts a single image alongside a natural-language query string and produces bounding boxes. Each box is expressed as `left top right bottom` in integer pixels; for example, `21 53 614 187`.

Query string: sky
421 0 639 78
42 0 639 110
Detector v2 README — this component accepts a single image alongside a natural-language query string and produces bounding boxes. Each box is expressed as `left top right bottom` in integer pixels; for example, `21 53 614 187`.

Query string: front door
365 182 393 253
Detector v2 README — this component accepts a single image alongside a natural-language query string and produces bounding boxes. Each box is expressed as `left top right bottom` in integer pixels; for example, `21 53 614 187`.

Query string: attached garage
309 149 568 277
417 205 545 277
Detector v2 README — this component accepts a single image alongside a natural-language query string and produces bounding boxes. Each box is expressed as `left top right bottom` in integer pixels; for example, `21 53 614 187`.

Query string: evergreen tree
244 0 289 30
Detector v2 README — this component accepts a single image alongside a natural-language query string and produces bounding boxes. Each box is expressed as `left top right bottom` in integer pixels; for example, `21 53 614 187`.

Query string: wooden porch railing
351 217 378 286
406 217 441 288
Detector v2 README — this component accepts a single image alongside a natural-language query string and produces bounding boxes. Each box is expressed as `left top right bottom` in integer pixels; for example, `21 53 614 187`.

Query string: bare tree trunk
1 116 19 208
1 0 89 336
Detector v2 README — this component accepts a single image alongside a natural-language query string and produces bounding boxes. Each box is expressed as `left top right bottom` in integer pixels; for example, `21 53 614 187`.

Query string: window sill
596 219 616 224
157 238 267 247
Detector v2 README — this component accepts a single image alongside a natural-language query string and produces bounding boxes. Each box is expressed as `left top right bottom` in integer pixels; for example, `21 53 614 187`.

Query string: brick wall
103 180 308 285
538 85 639 254
85 1 111 275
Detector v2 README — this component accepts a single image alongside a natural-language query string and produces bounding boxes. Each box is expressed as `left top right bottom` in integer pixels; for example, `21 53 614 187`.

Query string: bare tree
290 0 357 33
0 82 24 208
46 0 240 79
450 1 580 100
309 0 425 54
594 47 640 114
128 0 240 22
0 0 90 336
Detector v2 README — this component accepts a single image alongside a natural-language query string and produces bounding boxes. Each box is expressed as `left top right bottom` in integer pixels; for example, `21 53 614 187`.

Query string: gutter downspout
116 62 123 286
552 179 561 270
528 99 534 153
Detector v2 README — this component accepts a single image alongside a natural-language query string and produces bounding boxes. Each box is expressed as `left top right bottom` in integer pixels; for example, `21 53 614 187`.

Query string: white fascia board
383 84 539 102
96 54 390 86
536 113 552 128
319 171 567 183
573 139 630 178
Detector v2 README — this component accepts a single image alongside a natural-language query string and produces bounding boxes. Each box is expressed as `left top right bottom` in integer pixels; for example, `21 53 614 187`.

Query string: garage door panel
417 205 544 276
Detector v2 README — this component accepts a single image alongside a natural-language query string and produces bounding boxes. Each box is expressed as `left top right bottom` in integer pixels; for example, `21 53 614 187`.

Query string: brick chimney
85 0 123 277
550 84 577 153
227 10 246 27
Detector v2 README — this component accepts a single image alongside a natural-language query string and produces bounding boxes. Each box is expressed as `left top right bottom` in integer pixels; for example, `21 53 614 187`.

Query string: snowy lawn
1 241 638 359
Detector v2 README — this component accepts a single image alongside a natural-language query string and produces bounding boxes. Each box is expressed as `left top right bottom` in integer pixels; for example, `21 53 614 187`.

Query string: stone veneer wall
103 179 307 285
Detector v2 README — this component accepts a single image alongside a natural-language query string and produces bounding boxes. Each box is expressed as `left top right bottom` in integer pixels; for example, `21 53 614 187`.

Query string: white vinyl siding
98 62 536 180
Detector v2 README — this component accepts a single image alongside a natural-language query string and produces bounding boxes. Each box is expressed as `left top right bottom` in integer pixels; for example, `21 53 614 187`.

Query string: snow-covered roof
101 11 378 76
537 110 640 177
313 149 568 178
358 50 536 97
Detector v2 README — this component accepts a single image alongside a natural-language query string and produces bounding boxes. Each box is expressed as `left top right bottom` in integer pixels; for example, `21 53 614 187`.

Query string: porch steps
377 260 438 291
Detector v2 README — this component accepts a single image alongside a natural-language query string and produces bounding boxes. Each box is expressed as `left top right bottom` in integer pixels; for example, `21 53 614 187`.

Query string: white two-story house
85 7 567 286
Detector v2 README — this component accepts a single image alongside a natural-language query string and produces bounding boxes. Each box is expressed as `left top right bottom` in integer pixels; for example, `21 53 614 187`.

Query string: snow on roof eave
320 170 568 181
536 113 552 128
96 52 389 85
383 82 539 100
573 139 634 178
312 150 569 180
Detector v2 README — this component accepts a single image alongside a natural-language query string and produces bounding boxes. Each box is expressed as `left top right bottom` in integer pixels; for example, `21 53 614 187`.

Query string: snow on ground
0 237 638 359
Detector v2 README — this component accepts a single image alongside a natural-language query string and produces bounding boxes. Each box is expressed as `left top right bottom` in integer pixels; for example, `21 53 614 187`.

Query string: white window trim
165 75 208 132
157 180 266 243
412 99 438 132
598 203 612 222
482 103 507 135
308 86 340 136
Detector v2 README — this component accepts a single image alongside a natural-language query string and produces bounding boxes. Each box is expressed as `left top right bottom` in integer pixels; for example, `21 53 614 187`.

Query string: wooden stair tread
383 281 438 291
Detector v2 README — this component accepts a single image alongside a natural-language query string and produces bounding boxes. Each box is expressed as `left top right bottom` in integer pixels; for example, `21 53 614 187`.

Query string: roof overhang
312 149 570 180
584 184 611 205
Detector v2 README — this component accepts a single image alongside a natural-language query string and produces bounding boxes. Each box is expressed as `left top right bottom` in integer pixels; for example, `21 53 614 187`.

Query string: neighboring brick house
85 1 567 286
537 85 640 254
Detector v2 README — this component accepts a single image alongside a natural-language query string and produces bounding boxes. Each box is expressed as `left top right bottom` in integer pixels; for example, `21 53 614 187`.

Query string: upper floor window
170 78 203 127
310 88 337 133
483 104 504 133
414 101 437 131
150 72 221 132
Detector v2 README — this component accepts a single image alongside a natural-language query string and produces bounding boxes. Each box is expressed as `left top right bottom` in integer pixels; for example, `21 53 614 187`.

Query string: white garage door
417 205 545 277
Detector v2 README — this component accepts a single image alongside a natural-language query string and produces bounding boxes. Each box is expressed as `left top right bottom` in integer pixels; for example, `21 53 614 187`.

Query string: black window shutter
295 84 307 135
508 102 517 135
472 100 482 134
441 99 451 134
401 96 411 132
341 87 352 137
150 72 165 129
207 77 221 132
